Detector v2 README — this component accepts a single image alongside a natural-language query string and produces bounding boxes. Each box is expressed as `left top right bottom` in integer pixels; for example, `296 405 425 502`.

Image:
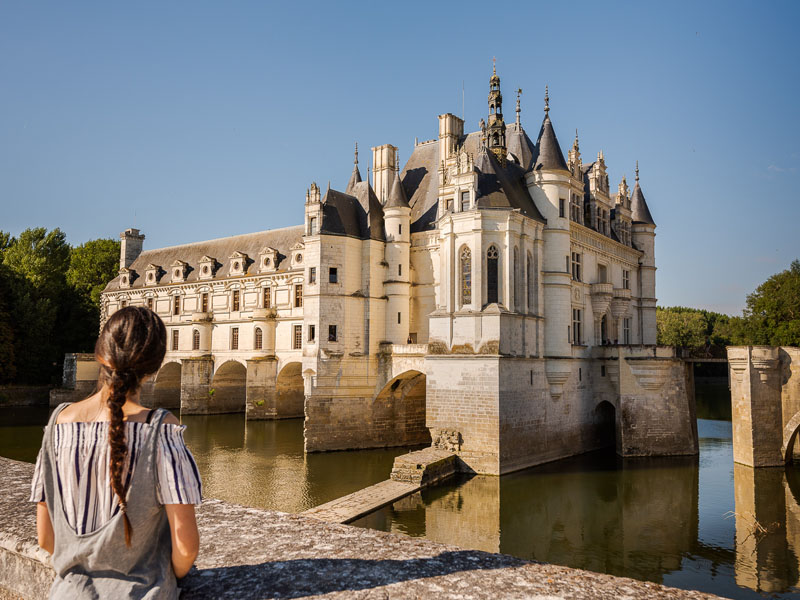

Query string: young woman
30 306 202 598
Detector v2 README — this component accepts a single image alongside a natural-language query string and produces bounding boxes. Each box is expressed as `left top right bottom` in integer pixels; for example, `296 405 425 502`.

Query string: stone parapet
0 457 722 600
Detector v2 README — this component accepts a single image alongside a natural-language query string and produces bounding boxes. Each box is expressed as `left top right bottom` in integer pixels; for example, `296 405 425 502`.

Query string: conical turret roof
345 143 362 195
532 114 568 172
630 165 656 226
385 172 410 209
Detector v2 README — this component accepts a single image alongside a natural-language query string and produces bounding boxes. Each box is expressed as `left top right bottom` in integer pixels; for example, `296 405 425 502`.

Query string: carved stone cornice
570 222 642 264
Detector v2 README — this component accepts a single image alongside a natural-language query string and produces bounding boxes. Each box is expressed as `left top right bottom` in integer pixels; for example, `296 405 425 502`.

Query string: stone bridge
728 346 800 466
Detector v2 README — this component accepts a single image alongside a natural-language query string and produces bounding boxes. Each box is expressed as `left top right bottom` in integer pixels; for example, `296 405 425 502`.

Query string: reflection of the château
359 454 800 593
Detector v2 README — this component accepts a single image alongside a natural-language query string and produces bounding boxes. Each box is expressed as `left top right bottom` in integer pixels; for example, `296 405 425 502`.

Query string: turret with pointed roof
630 162 656 225
346 143 362 195
532 86 568 172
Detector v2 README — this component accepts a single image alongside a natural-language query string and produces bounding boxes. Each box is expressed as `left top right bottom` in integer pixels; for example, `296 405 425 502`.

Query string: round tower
630 162 657 345
383 157 411 344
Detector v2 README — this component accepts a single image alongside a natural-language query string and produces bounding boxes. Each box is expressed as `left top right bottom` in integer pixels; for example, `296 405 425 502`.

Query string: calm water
2 380 799 599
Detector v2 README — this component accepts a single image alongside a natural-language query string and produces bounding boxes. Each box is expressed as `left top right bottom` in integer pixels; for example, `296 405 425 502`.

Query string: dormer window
119 267 134 289
228 251 248 277
144 264 161 286
258 247 278 274
198 256 216 280
171 260 188 283
290 242 305 270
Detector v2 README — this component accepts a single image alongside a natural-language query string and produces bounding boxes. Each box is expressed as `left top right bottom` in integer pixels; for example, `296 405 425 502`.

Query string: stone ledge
0 457 723 600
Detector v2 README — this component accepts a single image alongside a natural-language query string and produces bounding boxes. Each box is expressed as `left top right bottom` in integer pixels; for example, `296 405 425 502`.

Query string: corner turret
630 162 657 344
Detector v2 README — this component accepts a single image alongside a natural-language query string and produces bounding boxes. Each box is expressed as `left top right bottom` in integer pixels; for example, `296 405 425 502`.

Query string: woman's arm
164 503 199 578
36 502 54 554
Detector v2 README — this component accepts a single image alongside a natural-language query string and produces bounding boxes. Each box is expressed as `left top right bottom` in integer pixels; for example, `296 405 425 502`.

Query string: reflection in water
181 414 418 512
354 419 800 600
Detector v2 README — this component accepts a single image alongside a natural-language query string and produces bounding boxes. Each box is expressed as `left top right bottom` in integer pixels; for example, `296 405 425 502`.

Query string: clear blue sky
1 1 798 315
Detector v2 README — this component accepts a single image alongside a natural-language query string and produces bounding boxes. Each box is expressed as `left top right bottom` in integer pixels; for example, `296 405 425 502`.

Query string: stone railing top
0 457 721 600
191 311 213 323
590 282 613 295
612 288 632 299
379 343 429 356
251 307 277 321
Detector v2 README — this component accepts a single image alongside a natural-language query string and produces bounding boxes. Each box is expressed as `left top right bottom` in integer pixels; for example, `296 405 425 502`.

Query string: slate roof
400 128 545 232
532 114 568 172
385 171 410 209
506 122 536 171
319 181 385 241
104 225 305 291
630 181 656 226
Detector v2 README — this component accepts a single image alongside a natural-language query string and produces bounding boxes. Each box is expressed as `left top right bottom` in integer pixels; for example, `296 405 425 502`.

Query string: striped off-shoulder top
30 419 202 535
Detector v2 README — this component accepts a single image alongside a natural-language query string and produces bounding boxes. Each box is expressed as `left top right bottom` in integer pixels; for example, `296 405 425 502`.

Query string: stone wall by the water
0 457 722 600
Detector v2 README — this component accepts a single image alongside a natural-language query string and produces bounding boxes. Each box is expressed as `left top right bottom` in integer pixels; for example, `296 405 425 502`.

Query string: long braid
95 306 166 548
107 368 136 545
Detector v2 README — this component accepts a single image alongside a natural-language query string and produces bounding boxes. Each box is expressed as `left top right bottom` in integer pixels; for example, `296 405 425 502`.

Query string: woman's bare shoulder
161 411 181 426
56 395 101 424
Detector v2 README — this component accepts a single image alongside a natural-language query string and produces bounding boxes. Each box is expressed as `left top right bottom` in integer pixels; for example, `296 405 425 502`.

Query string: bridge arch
209 360 247 414
782 411 800 463
374 370 430 446
276 361 304 418
594 400 618 453
151 361 182 409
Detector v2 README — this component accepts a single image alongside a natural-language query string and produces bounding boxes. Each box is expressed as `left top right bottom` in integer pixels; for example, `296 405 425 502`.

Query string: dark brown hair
95 306 166 545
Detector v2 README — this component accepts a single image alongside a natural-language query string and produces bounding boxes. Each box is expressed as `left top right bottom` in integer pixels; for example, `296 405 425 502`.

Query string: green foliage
741 260 800 346
656 307 707 348
67 238 120 307
0 265 17 383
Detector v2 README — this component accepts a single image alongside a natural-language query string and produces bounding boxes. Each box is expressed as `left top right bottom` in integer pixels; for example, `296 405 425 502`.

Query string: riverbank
0 386 50 407
0 457 723 600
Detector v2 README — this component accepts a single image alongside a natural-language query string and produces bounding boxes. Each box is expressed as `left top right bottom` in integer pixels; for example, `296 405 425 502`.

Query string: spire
630 162 656 225
515 88 522 126
573 128 579 152
486 62 506 163
567 128 582 175
346 142 362 195
532 86 568 172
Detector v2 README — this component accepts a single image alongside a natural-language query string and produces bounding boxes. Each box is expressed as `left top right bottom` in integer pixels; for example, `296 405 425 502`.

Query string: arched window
487 245 499 305
460 246 472 306
513 247 520 309
527 252 534 310
192 329 200 350
254 327 263 350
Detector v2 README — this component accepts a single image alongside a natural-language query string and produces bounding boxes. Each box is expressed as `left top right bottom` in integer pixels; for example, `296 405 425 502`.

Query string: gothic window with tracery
192 329 200 350
487 245 499 305
460 247 472 306
254 327 263 350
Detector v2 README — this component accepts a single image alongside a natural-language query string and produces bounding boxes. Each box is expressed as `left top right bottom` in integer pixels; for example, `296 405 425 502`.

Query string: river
1 380 798 599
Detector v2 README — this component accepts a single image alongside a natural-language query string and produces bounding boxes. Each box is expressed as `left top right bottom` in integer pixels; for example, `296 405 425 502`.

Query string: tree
741 260 800 346
67 238 120 307
2 228 71 384
0 265 16 383
656 307 707 348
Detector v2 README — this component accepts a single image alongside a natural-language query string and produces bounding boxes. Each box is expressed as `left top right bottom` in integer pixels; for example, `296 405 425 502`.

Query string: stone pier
728 346 800 466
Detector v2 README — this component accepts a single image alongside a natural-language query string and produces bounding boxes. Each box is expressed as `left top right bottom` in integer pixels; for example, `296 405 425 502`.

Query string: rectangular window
232 290 240 311
328 325 337 342
571 252 582 282
601 365 606 377
201 293 208 313
397 312 401 324
293 324 302 349
309 216 317 235
460 191 470 211
445 197 453 212
120 300 128 308
329 267 338 284
572 309 582 345
559 198 566 218
231 327 239 350
294 284 303 307
623 269 630 290
263 287 271 308
566 255 570 273
623 318 631 345
398 264 402 277
171 329 179 351
192 329 200 350
146 298 153 310
309 267 316 284
308 324 316 342
172 296 180 315
398 224 402 235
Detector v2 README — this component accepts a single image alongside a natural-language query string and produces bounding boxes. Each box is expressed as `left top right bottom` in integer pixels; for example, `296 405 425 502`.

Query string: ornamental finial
544 85 550 115
635 160 640 182
354 142 358 165
515 88 522 125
